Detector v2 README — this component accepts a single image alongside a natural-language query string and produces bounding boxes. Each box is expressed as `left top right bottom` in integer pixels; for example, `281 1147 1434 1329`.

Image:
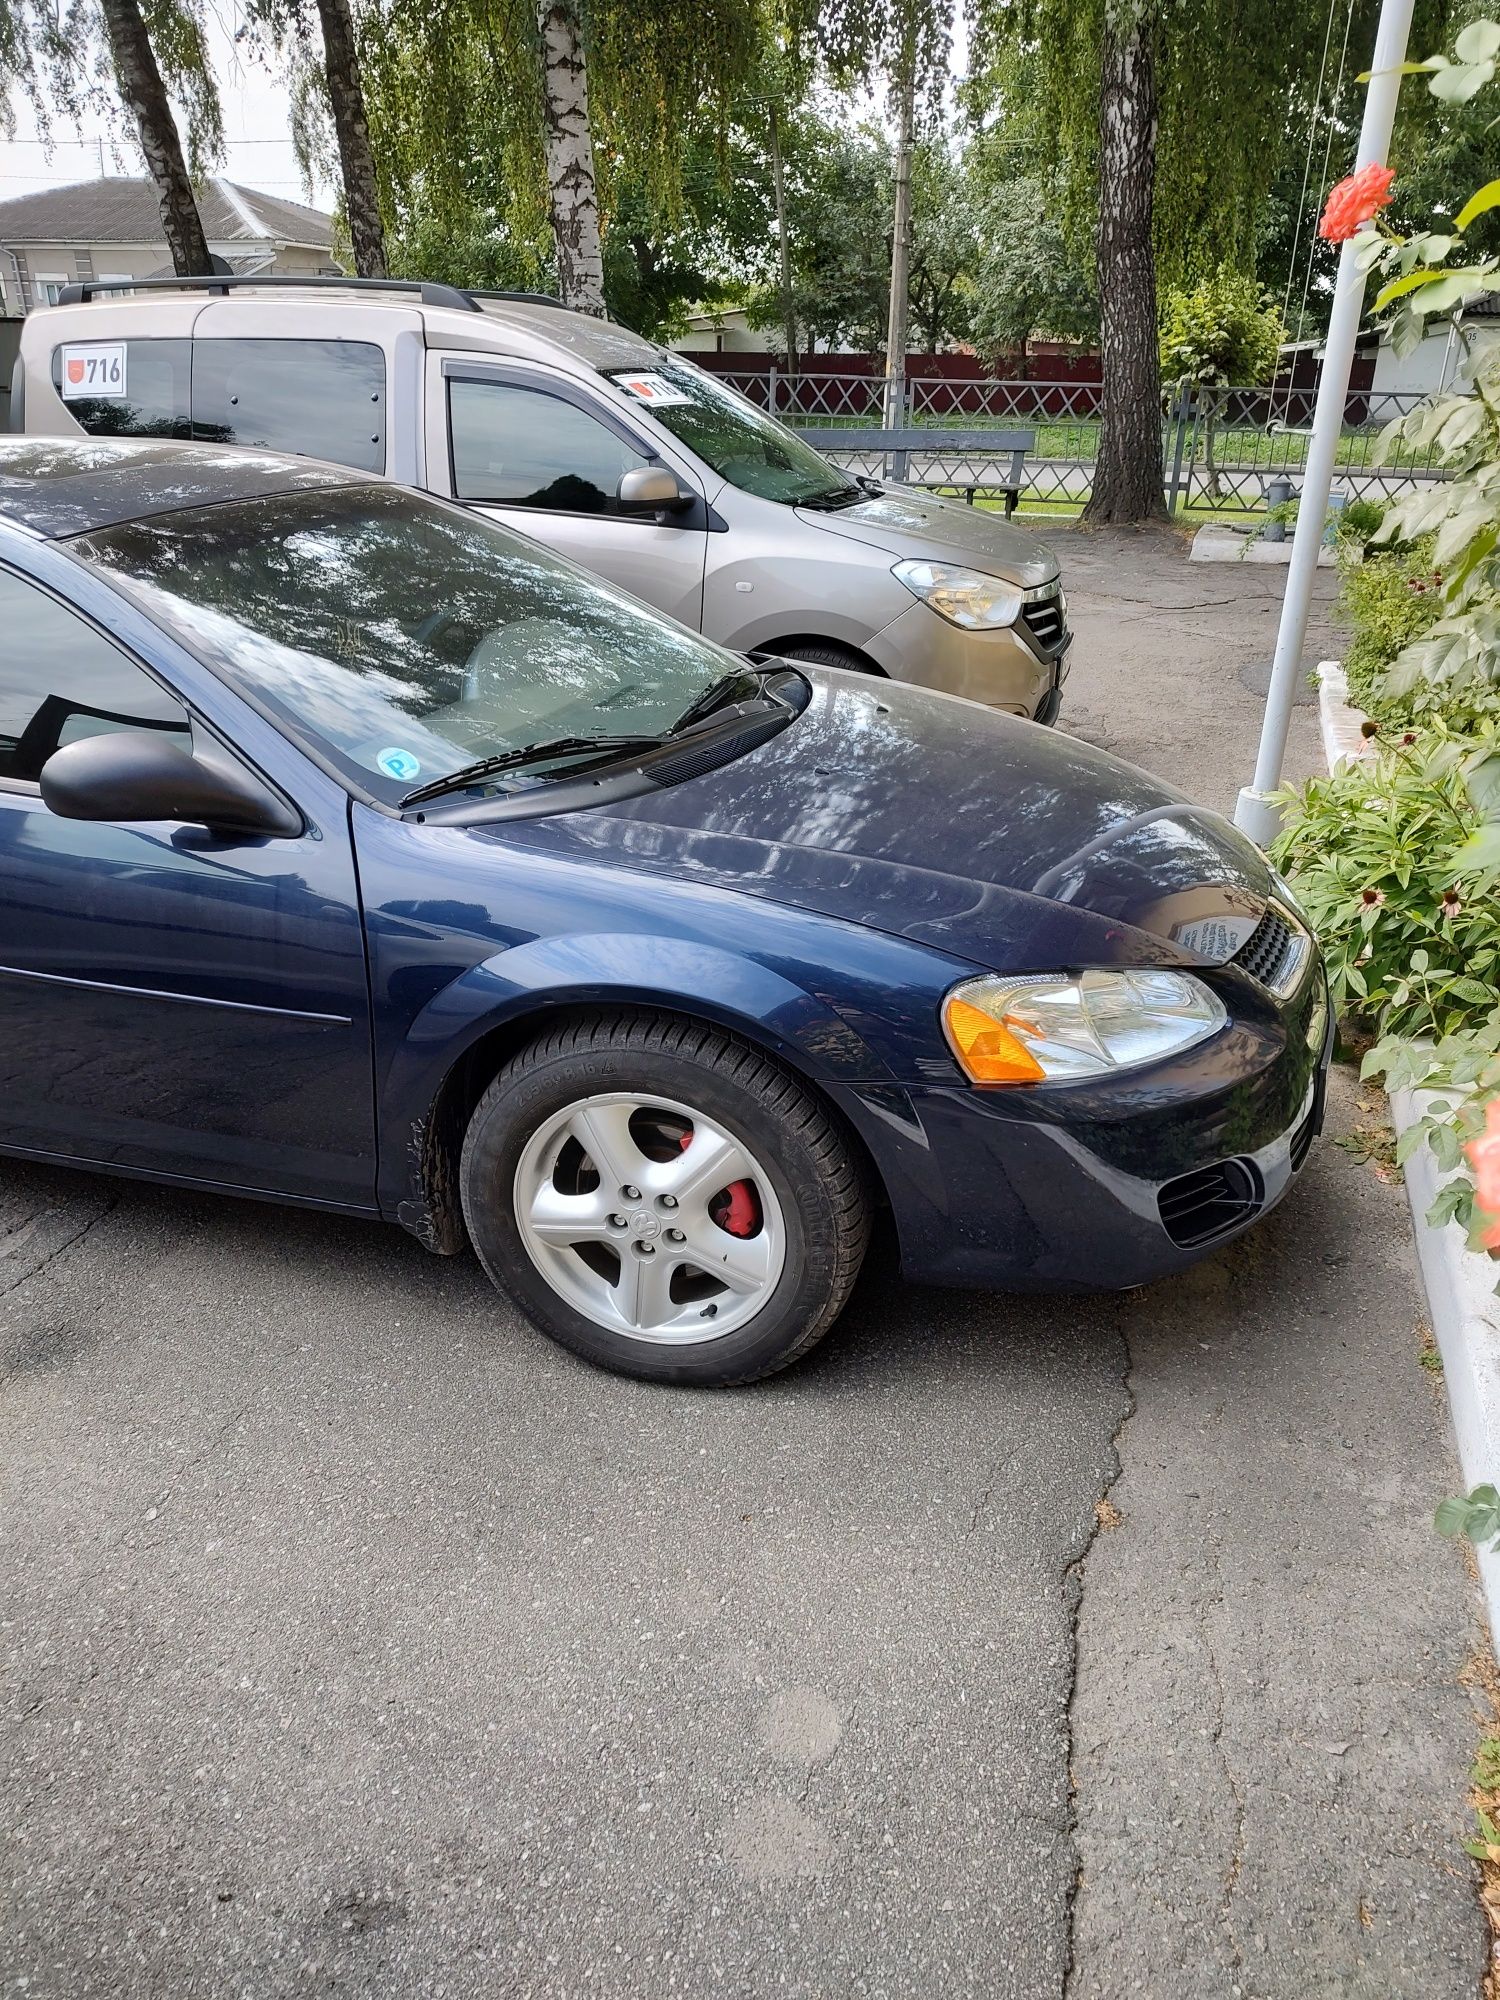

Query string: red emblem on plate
66 358 85 385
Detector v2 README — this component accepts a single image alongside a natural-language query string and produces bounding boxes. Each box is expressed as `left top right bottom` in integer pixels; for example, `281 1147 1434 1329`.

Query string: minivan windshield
609 358 860 508
73 482 758 806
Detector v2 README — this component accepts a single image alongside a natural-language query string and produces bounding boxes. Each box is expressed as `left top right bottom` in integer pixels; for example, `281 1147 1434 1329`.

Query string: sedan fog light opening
942 969 1228 1085
893 560 1024 631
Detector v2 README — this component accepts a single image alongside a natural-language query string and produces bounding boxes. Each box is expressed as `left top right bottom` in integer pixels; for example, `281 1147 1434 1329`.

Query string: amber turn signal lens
943 996 1046 1084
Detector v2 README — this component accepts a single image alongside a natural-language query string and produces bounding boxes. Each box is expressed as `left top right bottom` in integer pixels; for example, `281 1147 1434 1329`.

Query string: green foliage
1340 540 1445 716
1272 723 1500 1033
1158 266 1284 387
1437 1482 1500 1550
972 0 1380 287
968 164 1097 361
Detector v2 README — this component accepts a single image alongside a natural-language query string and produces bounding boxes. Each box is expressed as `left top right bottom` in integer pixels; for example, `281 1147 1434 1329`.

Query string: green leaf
1455 20 1500 65
1373 267 1452 311
1430 60 1495 104
1437 1495 1475 1536
1457 178 1500 233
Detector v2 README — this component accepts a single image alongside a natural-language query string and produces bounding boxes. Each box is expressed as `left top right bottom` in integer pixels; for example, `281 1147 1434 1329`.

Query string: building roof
0 177 333 250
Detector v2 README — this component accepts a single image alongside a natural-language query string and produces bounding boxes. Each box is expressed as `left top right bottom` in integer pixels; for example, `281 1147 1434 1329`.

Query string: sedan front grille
1232 905 1310 998
1020 590 1067 654
1157 1158 1263 1248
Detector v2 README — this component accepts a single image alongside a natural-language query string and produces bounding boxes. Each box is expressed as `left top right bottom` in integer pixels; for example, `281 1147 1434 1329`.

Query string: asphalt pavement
1 526 1486 1997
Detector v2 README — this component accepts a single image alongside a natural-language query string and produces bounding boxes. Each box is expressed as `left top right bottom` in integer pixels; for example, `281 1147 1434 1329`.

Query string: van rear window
53 336 385 473
52 338 191 440
192 339 384 471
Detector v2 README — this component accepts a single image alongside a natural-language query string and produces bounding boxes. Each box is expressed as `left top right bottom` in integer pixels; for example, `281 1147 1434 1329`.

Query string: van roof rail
464 288 566 310
54 273 485 311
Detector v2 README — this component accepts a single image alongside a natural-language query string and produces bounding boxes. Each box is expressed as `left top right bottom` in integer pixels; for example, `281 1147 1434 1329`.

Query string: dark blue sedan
0 439 1329 1384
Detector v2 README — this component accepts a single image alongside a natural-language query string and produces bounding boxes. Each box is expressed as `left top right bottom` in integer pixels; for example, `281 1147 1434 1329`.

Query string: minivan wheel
459 1014 869 1385
772 640 884 677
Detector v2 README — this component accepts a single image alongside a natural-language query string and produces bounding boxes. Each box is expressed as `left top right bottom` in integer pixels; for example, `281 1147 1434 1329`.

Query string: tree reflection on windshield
76 483 741 803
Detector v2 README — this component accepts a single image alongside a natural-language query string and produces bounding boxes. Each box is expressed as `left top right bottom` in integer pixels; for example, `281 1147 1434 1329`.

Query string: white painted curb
1316 660 1500 1640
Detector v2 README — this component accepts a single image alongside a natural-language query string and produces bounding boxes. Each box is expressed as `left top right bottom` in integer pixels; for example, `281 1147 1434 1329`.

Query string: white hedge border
1315 660 1500 1638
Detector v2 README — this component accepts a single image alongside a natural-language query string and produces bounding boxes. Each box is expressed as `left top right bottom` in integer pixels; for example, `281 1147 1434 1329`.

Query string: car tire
771 640 885 677
459 1012 870 1386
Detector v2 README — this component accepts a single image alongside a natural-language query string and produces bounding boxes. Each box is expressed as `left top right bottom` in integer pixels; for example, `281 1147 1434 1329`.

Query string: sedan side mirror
40 730 301 839
617 465 694 516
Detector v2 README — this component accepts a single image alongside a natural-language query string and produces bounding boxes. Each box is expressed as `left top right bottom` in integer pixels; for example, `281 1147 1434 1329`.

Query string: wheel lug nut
637 1241 656 1256
659 1194 677 1210
608 1213 626 1229
622 1184 640 1201
666 1227 685 1244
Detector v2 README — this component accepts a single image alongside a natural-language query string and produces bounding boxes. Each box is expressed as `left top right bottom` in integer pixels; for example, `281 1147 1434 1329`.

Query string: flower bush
1339 539 1445 716
1275 16 1500 1257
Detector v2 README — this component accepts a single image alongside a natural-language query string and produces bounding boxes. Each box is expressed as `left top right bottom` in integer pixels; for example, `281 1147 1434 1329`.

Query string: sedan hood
797 485 1059 588
505 672 1273 977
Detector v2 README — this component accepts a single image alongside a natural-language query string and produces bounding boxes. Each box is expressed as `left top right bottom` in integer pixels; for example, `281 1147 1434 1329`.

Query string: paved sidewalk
0 526 1486 1998
1060 526 1485 1998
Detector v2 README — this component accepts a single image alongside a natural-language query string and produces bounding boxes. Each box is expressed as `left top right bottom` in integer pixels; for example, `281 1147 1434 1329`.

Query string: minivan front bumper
864 597 1072 719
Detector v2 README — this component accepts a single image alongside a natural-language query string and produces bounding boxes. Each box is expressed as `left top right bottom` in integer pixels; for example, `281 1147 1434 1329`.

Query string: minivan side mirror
617 465 693 516
40 730 302 839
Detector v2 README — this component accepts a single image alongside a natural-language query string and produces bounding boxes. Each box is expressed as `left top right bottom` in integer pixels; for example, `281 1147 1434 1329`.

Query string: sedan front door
0 556 376 1208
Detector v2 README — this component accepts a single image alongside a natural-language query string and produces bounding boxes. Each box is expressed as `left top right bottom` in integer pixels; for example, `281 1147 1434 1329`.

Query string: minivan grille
1157 1158 1263 1248
1021 591 1066 653
1233 906 1307 995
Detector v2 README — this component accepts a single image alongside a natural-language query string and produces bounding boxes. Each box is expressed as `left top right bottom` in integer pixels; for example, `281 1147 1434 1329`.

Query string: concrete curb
1316 660 1500 1639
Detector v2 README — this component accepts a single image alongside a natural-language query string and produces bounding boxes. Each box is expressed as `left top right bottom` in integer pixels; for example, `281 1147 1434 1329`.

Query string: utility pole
1234 0 1415 846
768 98 797 384
883 26 916 430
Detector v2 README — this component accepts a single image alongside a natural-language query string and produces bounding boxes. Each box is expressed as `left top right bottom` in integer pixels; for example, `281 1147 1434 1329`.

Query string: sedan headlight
893 560 1023 630
943 970 1228 1084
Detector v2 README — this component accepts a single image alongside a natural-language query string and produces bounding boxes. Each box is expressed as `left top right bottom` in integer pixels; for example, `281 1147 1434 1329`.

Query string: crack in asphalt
0 1195 119 1307
1061 1313 1138 1999
1203 1538 1249 1969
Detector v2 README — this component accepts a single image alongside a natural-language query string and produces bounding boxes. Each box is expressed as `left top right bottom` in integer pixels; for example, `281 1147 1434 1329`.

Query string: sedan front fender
377 931 923 1240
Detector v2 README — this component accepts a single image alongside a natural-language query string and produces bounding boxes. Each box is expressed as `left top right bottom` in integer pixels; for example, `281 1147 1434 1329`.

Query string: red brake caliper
678 1129 759 1238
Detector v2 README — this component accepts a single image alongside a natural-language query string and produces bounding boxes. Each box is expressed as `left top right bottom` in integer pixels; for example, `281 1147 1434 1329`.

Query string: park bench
796 425 1036 516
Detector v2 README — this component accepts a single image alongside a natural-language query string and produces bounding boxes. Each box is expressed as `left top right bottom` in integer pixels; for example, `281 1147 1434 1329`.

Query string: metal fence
704 363 1444 512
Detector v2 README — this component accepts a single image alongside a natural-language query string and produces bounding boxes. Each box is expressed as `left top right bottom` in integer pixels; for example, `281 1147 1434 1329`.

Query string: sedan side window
449 379 649 515
0 567 191 785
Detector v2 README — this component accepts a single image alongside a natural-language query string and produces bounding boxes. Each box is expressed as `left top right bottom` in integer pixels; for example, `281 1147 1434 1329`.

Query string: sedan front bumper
831 961 1331 1294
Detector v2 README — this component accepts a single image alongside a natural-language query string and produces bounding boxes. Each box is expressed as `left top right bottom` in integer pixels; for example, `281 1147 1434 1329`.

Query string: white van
17 276 1071 718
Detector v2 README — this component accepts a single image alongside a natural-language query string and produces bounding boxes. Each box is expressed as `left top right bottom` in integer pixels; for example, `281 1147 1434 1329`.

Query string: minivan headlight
943 970 1228 1084
893 560 1023 629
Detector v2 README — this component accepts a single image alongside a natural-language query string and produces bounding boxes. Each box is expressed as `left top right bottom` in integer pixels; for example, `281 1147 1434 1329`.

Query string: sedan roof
0 437 362 540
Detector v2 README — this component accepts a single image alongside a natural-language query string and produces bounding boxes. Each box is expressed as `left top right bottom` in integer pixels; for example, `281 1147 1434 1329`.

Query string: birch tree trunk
99 0 213 277
314 0 387 277
538 0 606 315
1083 0 1166 525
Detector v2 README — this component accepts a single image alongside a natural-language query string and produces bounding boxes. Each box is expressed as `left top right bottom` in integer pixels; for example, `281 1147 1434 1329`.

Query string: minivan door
434 359 709 629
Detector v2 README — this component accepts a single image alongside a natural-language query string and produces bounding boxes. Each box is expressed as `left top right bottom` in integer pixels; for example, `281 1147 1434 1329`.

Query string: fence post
887 385 910 484
1165 385 1192 514
767 363 778 418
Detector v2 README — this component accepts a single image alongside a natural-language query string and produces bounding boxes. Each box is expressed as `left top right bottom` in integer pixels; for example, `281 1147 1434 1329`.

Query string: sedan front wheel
459 1014 870 1384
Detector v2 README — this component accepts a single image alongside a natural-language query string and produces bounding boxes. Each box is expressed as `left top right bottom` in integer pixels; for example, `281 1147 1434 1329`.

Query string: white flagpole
1233 0 1415 847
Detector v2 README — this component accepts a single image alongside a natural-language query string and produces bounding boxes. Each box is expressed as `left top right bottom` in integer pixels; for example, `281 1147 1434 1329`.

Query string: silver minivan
16 278 1071 718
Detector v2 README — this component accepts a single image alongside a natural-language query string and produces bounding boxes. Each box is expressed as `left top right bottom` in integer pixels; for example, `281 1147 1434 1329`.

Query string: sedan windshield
610 358 859 508
73 483 753 806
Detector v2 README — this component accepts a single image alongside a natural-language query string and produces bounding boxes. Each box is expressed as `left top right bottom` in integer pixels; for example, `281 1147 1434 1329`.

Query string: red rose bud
1319 162 1396 243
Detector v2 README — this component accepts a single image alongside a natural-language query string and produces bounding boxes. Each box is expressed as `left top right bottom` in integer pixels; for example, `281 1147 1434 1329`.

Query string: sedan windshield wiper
668 665 779 734
400 732 670 807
